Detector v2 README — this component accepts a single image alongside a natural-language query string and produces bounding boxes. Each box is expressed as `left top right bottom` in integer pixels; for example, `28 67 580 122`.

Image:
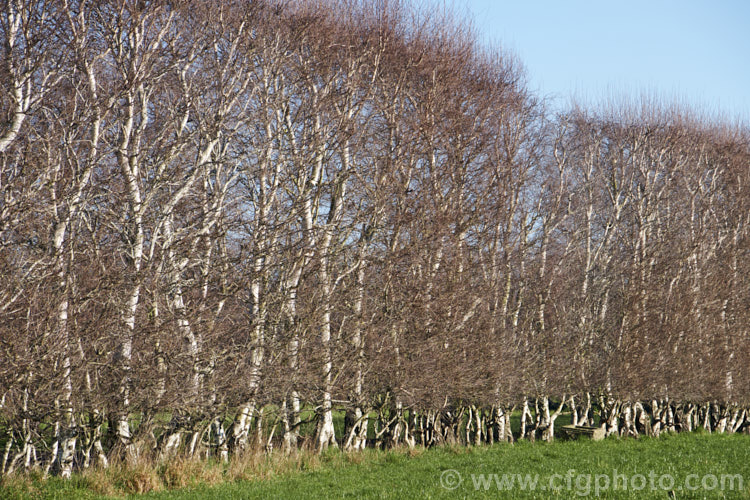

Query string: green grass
2 432 749 499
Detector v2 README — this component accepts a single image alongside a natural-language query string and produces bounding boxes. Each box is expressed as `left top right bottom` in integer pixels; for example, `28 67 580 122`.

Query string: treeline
1 0 749 478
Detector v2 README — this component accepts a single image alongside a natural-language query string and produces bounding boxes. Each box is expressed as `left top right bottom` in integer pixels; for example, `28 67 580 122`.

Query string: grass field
2 431 749 499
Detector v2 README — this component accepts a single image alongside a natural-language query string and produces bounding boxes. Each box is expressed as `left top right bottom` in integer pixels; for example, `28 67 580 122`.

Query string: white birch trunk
282 271 303 453
114 81 144 460
164 216 202 400
345 247 369 451
316 230 338 451
212 419 228 462
492 406 513 443
159 432 182 461
541 395 566 442
520 398 532 440
230 404 254 454
47 47 101 475
0 1 32 154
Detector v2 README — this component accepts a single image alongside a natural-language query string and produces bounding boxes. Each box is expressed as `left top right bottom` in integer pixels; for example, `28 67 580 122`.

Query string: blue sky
428 0 750 119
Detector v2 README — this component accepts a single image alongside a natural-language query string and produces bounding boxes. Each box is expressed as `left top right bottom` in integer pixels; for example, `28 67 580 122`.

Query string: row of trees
1 0 748 477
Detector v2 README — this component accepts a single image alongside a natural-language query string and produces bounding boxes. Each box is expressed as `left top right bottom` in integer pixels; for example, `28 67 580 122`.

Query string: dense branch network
0 0 748 476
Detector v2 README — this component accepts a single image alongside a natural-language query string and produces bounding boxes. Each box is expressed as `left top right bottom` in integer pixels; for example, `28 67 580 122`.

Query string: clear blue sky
428 0 750 120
